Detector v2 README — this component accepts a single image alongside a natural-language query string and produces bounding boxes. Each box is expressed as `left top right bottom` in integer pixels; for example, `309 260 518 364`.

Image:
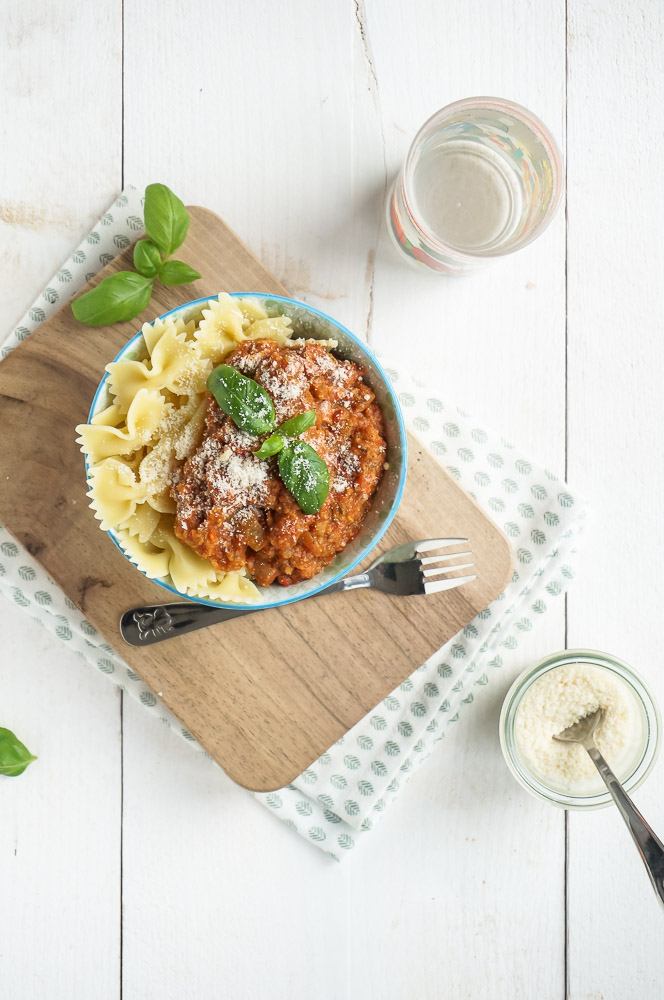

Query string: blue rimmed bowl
87 292 407 610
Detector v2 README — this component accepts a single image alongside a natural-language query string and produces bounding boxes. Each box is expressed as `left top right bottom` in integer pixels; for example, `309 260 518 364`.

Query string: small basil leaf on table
133 239 162 278
278 440 329 514
71 271 154 327
277 410 316 437
144 182 190 257
159 260 202 287
0 727 37 778
207 365 276 434
254 433 285 459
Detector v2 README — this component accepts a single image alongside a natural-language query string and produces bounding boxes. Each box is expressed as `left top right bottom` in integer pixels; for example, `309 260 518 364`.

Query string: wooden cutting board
0 207 512 791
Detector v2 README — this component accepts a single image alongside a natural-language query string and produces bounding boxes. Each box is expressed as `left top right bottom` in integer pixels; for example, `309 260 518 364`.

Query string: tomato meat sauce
171 338 387 587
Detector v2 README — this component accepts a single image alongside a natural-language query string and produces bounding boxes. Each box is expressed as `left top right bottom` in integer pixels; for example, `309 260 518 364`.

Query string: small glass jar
387 96 563 275
499 649 661 809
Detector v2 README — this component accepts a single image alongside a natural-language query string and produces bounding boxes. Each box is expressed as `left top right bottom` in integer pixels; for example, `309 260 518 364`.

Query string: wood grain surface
0 206 511 791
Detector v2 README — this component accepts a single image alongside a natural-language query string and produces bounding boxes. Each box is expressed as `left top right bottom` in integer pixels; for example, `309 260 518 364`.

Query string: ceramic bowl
87 293 407 609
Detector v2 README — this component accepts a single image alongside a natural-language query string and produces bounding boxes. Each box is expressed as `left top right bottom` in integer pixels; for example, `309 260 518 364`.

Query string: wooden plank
119 1 569 999
356 3 569 999
122 8 368 997
566 1 664 996
0 204 512 791
2 0 123 331
121 694 351 1000
122 0 383 336
0 4 122 996
0 602 122 1000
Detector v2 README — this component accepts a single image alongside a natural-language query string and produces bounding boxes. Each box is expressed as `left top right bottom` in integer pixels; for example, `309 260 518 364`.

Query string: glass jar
499 649 661 809
387 96 563 274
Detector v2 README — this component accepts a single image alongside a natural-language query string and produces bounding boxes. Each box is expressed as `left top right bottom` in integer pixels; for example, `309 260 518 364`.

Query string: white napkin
0 188 586 859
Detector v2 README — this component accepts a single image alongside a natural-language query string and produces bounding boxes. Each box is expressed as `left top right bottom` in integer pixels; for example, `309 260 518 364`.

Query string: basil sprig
133 238 162 278
70 272 154 326
72 183 201 327
278 440 330 515
254 409 316 459
207 363 329 513
278 411 317 437
207 365 275 434
254 433 286 460
143 182 190 257
0 727 37 778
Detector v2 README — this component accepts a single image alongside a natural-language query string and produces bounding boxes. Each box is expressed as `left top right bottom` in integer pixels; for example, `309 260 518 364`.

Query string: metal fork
120 537 476 647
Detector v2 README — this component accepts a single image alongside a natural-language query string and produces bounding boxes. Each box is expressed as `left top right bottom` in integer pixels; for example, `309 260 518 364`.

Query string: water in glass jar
388 99 562 274
411 132 523 253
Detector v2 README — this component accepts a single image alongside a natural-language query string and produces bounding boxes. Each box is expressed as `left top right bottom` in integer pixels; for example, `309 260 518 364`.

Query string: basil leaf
133 239 162 278
254 433 284 459
254 411 316 459
71 271 154 326
0 727 37 778
277 410 316 438
207 365 275 434
278 440 329 514
159 259 202 287
144 183 189 256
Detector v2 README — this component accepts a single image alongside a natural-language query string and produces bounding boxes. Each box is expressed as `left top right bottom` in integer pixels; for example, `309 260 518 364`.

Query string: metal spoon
554 708 664 910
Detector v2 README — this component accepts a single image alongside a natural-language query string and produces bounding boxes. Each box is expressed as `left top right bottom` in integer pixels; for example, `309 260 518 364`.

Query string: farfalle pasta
76 294 295 602
87 458 148 530
106 320 211 411
77 388 165 462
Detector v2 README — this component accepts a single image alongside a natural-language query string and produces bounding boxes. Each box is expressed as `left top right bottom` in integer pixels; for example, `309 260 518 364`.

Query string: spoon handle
587 746 664 910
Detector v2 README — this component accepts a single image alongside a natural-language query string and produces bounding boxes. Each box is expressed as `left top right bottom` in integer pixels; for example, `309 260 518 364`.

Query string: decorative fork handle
120 571 372 647
586 746 664 911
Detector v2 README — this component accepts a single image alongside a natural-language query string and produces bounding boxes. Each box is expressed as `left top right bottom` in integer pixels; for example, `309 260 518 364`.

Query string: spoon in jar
554 708 664 911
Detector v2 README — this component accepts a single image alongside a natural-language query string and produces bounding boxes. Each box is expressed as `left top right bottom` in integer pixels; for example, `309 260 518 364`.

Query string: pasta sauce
171 338 387 587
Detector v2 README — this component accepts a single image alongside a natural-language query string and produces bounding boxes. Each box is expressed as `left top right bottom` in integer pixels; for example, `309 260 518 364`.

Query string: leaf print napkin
0 188 587 861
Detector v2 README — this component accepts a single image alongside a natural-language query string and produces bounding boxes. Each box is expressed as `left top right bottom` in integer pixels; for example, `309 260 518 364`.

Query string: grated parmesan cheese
514 663 641 792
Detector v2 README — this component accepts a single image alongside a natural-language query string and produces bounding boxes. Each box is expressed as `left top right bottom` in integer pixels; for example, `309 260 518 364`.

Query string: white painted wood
122 0 382 338
0 0 123 330
566 1 664 997
349 628 566 1000
120 695 350 1000
121 1 567 998
0 3 122 998
368 0 567 462
0 600 121 1000
3 0 664 996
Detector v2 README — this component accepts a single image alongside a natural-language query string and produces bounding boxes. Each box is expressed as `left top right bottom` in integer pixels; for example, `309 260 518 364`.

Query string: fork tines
416 538 477 595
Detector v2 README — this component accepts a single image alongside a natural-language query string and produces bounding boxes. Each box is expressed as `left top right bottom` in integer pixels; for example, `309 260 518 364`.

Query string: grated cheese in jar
514 662 643 793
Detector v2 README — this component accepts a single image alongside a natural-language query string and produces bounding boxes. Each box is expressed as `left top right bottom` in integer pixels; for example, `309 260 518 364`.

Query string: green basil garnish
143 182 190 257
71 183 201 328
277 410 316 437
158 260 202 286
133 239 162 278
253 409 316 459
207 370 328 514
0 727 37 778
207 365 276 434
278 440 329 514
71 271 154 325
254 433 285 459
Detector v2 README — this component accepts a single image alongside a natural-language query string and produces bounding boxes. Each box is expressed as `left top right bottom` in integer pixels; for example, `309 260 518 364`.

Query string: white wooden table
2 1 663 996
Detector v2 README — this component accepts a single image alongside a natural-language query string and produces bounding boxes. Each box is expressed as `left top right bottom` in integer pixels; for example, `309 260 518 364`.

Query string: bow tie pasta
76 388 165 462
194 294 293 365
75 294 296 603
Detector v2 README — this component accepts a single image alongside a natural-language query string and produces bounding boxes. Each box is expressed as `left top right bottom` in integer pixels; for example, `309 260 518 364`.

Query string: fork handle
120 600 255 645
119 572 372 647
587 746 664 911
